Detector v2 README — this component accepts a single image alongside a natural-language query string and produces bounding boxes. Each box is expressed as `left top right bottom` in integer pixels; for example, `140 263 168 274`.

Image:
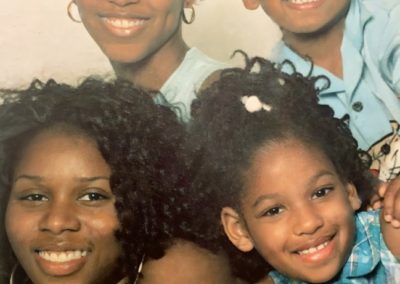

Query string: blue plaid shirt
269 210 399 283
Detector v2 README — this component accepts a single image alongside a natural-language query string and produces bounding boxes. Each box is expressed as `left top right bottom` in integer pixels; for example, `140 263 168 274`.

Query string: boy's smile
236 138 361 282
243 0 350 35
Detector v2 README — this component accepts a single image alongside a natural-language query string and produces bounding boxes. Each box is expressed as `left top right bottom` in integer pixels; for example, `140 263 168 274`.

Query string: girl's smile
223 138 361 283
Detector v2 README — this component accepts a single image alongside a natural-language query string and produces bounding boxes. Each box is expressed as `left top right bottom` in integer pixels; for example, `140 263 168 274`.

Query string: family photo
0 0 399 283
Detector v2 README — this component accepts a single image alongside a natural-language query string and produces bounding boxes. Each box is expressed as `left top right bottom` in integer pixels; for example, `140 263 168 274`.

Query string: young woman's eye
262 206 284 217
312 187 333 199
79 192 109 201
20 194 48 202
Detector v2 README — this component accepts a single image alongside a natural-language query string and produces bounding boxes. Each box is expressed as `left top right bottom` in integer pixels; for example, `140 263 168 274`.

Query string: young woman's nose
38 201 81 234
292 205 324 235
109 0 139 7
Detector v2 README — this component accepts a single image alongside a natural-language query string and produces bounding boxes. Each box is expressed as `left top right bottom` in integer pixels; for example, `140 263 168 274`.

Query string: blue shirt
272 0 400 150
269 210 399 283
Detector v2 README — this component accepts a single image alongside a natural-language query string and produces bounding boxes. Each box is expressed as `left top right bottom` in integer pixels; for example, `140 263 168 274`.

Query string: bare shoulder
138 239 244 284
198 69 224 94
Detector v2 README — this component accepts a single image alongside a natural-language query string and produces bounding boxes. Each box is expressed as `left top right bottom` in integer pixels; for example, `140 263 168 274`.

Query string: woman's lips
101 17 148 37
34 249 89 276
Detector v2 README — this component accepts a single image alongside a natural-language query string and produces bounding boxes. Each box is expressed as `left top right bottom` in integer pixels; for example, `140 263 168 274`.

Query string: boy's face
243 0 350 35
237 139 360 282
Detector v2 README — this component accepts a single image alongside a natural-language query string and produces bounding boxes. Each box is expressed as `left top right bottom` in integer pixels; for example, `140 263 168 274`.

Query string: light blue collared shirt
272 0 400 150
155 48 227 123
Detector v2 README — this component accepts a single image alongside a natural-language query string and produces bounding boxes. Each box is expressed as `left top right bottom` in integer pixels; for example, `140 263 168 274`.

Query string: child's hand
381 176 400 228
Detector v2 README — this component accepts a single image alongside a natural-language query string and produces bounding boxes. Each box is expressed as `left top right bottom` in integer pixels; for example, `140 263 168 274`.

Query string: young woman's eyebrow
13 175 42 183
13 175 110 184
77 176 110 182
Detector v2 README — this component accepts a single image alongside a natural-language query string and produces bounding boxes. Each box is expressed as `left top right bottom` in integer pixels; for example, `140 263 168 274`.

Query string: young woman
0 78 235 283
69 0 227 122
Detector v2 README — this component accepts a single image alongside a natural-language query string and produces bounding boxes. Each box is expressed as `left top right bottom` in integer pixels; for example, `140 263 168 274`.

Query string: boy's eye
312 187 333 199
263 206 284 217
79 192 109 201
20 193 48 202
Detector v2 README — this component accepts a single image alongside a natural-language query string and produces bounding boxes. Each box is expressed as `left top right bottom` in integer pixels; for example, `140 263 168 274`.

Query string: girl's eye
20 194 48 202
262 206 284 217
312 187 333 199
79 192 109 201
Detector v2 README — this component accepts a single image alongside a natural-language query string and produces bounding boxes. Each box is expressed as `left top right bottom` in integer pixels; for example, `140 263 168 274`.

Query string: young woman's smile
75 0 191 64
6 130 122 284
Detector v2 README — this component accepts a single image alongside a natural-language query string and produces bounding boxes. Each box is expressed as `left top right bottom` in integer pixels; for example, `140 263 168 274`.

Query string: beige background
0 0 281 88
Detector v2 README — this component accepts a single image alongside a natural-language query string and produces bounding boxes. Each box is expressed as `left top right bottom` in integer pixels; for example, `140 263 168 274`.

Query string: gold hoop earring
9 264 18 284
182 6 195 25
133 254 145 284
67 1 82 23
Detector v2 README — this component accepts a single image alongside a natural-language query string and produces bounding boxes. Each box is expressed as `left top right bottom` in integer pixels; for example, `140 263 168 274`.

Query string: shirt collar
274 42 345 95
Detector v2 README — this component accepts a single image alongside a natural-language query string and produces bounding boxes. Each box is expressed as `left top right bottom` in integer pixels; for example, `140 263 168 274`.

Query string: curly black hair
186 53 374 283
0 78 190 283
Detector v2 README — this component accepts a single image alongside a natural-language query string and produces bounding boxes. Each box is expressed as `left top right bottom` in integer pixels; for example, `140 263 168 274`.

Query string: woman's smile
100 15 149 38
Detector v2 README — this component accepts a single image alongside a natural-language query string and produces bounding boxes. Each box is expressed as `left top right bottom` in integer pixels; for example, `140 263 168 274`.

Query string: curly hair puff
0 78 190 283
186 53 374 283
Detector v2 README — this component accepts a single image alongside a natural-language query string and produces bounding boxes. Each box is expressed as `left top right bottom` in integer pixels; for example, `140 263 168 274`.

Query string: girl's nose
292 205 324 236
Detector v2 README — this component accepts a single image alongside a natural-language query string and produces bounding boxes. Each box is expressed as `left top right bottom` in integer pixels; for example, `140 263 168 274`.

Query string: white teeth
298 241 328 255
38 250 87 263
105 18 145 28
288 0 319 4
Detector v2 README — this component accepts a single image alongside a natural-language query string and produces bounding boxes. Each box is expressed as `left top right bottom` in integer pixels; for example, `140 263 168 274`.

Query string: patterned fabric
155 47 227 123
272 0 400 150
269 210 399 283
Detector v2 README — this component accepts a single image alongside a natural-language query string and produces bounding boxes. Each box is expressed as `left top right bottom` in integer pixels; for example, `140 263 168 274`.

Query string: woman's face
5 130 122 284
74 0 191 63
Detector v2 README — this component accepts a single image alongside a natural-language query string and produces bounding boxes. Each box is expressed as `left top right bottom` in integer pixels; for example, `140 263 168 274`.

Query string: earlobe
242 0 261 10
184 0 195 8
346 183 361 211
220 207 255 252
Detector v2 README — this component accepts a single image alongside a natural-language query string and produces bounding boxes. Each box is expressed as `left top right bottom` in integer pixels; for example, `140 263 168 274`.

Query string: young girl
188 56 400 283
0 78 231 283
68 0 227 122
